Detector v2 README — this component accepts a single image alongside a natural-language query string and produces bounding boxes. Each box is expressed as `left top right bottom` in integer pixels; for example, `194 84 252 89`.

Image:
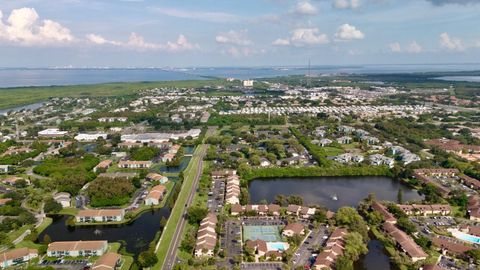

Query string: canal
248 176 422 210
354 239 398 270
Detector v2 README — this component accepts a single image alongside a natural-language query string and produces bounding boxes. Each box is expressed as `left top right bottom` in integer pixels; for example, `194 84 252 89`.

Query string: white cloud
389 41 422 53
333 0 360 9
389 42 402 52
224 46 255 58
291 28 329 45
335 23 364 40
274 28 329 47
294 1 318 15
0 8 74 46
439 32 464 51
215 30 252 46
272 38 290 46
86 33 109 45
406 41 422 53
86 32 199 52
154 7 240 23
165 34 199 52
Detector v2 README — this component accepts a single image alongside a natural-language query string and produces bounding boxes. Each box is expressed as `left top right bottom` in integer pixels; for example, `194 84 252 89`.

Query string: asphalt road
162 128 214 269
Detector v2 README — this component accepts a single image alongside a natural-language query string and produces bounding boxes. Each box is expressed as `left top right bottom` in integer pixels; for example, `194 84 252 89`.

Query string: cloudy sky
0 0 479 67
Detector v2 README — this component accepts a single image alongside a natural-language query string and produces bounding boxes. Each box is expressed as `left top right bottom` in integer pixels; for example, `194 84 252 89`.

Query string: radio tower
307 59 311 88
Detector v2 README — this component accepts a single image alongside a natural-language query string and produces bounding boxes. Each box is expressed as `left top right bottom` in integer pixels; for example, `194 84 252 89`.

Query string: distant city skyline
0 0 479 67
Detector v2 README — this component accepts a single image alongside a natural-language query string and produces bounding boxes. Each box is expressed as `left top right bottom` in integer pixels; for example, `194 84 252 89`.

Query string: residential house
313 228 348 270
92 252 122 270
431 237 473 256
369 154 394 168
382 222 427 262
145 185 166 206
53 192 71 208
282 223 305 237
76 209 125 223
47 241 108 257
245 239 268 257
397 204 452 216
146 173 168 184
93 160 113 173
230 204 244 216
371 201 397 224
74 133 107 142
318 138 333 147
195 213 218 257
286 205 302 216
118 160 152 169
259 158 271 167
0 248 38 268
467 196 480 221
336 136 352 145
0 165 10 174
268 204 281 216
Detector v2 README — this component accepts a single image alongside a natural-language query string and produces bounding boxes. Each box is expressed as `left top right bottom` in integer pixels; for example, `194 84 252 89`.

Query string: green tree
343 232 368 261
336 255 353 270
44 198 62 214
137 250 158 268
335 207 369 239
43 234 52 244
186 206 208 225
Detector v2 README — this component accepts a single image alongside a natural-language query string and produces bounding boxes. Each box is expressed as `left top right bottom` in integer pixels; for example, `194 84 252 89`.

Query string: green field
0 79 227 109
153 144 206 270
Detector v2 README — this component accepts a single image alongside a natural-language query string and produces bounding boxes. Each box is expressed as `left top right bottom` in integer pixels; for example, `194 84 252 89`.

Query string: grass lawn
36 217 53 233
58 207 79 216
0 79 230 110
108 242 121 253
322 146 344 156
153 144 206 270
120 255 134 270
15 240 44 250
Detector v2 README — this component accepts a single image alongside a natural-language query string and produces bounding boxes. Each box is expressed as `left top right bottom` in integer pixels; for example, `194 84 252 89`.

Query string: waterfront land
0 73 479 270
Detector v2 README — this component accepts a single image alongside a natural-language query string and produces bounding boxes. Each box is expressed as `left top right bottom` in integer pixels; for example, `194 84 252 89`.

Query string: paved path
157 127 215 270
162 145 207 270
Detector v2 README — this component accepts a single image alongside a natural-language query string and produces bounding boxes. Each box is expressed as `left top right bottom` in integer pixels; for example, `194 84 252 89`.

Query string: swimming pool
450 229 480 244
266 242 290 251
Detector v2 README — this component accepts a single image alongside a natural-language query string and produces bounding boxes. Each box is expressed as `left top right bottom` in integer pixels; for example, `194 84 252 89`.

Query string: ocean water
0 68 207 88
1 64 480 88
435 76 480 82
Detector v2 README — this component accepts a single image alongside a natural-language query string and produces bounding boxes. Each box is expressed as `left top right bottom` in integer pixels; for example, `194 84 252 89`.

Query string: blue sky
0 0 479 67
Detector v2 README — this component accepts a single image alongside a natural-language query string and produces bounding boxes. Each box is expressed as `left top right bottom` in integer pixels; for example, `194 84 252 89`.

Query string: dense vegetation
87 177 136 207
0 79 229 110
130 147 159 161
0 141 48 165
207 113 286 126
33 154 99 195
241 164 391 181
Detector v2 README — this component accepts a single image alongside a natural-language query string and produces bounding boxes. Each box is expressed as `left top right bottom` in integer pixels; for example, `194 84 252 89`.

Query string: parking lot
293 226 328 268
241 217 286 226
207 178 224 212
218 219 243 268
411 216 456 227
241 262 284 270
40 259 89 270
438 255 478 270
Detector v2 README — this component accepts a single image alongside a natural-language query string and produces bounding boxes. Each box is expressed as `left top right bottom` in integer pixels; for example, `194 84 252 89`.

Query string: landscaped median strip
153 144 206 270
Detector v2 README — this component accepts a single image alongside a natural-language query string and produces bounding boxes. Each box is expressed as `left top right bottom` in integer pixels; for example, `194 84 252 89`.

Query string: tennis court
243 225 283 242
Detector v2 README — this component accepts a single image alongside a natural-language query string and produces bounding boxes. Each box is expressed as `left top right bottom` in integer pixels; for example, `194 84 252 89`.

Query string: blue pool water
455 231 480 244
267 242 288 251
